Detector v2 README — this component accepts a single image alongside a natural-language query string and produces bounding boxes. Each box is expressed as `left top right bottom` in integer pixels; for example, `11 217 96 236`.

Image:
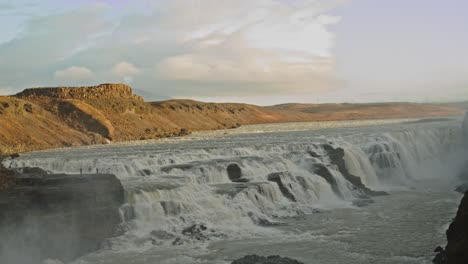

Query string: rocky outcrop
0 169 125 264
313 163 342 198
232 255 304 264
227 163 249 183
433 191 468 264
322 144 388 197
16 83 143 101
267 172 296 202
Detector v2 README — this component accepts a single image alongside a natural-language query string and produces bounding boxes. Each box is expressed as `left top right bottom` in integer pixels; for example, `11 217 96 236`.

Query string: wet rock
138 169 152 176
433 191 468 264
322 144 388 197
267 172 296 202
231 255 304 264
313 164 342 198
307 150 320 158
227 163 242 181
232 178 250 183
181 223 212 242
0 169 125 264
182 223 208 235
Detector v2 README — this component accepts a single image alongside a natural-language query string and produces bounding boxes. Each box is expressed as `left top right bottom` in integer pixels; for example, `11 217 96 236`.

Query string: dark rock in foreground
232 255 304 264
0 170 124 264
433 191 468 264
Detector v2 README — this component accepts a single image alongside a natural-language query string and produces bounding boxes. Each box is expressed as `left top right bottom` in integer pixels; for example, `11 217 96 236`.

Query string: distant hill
444 101 468 110
267 102 463 121
0 83 464 155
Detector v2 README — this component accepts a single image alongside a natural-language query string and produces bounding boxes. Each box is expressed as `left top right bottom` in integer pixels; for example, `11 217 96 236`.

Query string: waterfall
4 119 465 248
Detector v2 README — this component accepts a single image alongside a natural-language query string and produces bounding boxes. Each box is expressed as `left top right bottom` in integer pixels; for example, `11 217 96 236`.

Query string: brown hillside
268 102 463 121
0 84 464 156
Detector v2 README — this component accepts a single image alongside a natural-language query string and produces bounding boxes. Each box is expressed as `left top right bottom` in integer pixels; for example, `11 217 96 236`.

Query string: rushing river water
6 118 467 264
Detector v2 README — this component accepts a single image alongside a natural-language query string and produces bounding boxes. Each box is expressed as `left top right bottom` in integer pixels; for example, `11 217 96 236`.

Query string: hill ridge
0 83 464 155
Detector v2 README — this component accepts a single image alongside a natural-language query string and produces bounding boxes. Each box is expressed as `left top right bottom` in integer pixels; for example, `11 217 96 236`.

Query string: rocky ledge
16 83 143 101
0 165 125 264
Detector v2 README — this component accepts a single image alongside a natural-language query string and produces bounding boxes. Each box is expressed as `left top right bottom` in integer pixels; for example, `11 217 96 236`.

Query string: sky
0 0 467 104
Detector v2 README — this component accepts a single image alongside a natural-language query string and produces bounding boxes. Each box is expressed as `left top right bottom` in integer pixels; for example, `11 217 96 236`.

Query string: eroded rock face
313 164 342 198
16 83 143 101
267 172 296 202
231 255 304 264
434 191 468 264
322 144 388 197
0 170 125 264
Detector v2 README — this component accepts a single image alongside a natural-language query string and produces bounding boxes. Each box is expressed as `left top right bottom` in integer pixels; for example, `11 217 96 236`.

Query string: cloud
111 61 140 80
54 66 95 83
110 61 141 84
0 0 344 99
153 0 341 94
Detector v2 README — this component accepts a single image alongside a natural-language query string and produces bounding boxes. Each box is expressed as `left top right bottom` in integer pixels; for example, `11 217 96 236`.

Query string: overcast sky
0 0 467 104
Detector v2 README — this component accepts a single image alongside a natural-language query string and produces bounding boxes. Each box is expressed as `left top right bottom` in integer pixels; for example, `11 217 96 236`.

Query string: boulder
232 255 304 264
227 163 242 181
227 163 249 182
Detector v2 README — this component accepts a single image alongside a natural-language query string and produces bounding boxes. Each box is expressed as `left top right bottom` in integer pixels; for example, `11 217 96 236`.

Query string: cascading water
4 118 466 251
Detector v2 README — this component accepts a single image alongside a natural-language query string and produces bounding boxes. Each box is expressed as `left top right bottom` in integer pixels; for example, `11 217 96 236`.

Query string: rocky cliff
0 166 124 264
16 83 143 101
434 191 468 264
